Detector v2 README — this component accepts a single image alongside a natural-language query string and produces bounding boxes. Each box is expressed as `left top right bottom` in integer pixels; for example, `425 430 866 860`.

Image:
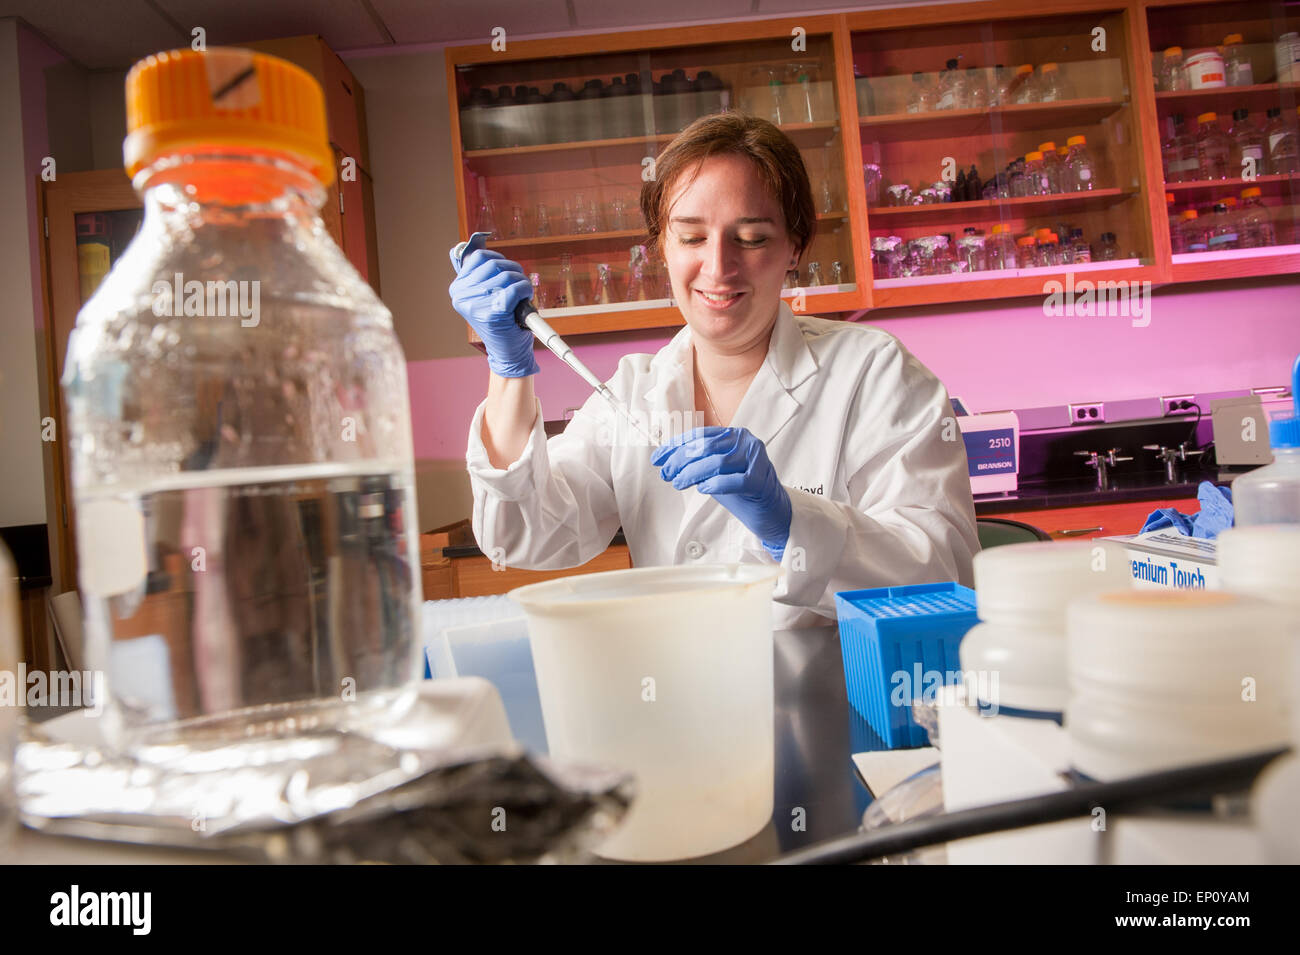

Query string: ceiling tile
369 0 572 46
571 0 753 30
0 0 186 69
157 0 390 51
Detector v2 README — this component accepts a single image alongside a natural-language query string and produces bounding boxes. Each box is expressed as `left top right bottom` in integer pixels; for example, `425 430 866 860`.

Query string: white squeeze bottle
1233 353 1300 526
61 48 423 754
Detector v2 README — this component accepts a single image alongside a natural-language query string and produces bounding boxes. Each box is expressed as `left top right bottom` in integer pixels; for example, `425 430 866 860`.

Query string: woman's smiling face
661 153 799 352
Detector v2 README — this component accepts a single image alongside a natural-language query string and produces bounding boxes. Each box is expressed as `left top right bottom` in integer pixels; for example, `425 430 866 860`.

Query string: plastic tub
1185 50 1227 89
961 541 1130 718
834 582 979 748
1066 590 1292 781
509 564 780 862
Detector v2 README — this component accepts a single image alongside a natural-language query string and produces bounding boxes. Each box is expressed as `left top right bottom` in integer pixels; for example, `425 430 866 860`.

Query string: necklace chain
696 365 723 426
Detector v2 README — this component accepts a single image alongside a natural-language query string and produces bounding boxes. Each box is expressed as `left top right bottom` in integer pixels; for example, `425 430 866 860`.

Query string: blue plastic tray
834 582 979 749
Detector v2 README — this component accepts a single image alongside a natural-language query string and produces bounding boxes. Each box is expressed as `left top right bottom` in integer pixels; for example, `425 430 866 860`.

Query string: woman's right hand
448 234 539 378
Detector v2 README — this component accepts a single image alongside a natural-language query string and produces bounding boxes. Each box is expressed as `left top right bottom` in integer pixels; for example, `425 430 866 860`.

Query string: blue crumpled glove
447 233 538 378
1139 481 1234 539
651 426 793 561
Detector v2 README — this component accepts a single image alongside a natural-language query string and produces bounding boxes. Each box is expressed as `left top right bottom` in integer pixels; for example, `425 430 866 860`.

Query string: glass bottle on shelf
1023 151 1049 195
1265 107 1299 174
534 201 552 237
1038 63 1069 102
1015 235 1037 268
820 177 838 214
965 67 988 111
570 194 590 233
1229 108 1265 180
474 179 498 238
556 252 579 307
1009 64 1037 104
1167 193 1185 252
1093 231 1120 261
1163 114 1198 183
1158 47 1187 92
1222 34 1253 87
986 224 1016 270
548 82 577 144
592 263 615 304
766 67 785 125
1238 187 1276 248
790 63 820 123
529 272 548 309
806 261 824 287
1070 228 1091 263
1207 202 1240 251
1038 142 1062 193
937 58 962 110
906 71 935 113
1195 113 1231 180
990 65 1010 106
508 205 526 238
830 261 844 286
1063 135 1096 191
956 228 986 272
1178 211 1208 253
586 195 603 233
625 245 647 301
577 78 606 140
1008 156 1027 197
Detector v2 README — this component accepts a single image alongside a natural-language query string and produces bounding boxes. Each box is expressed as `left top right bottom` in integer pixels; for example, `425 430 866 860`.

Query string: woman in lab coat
449 113 979 628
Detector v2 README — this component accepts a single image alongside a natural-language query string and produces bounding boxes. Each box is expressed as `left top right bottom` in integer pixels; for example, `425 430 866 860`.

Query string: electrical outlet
1068 402 1105 424
1162 394 1197 415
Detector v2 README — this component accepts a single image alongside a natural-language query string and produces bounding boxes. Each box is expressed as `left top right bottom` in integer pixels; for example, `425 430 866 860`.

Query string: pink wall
411 275 1300 458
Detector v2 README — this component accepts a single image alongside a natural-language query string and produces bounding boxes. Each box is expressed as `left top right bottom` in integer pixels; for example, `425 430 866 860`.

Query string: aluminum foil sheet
16 716 633 864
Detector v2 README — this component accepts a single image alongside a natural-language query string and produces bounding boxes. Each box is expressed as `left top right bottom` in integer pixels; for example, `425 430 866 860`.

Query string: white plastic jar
1185 49 1227 89
960 540 1130 719
1066 590 1292 781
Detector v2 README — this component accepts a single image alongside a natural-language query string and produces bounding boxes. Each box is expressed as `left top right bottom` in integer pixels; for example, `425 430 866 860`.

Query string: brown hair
640 112 816 260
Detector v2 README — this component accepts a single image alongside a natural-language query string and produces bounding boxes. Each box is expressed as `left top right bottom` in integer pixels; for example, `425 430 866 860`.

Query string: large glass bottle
62 49 423 753
1195 112 1231 180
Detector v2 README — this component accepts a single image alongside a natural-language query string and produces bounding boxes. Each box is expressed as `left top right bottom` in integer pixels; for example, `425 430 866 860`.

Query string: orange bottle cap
992 223 1009 234
1164 46 1183 57
1042 62 1059 72
1197 111 1218 124
1067 134 1087 146
1165 192 1175 203
1034 226 1051 238
124 47 334 187
1241 186 1261 198
1223 34 1243 45
1017 236 1035 246
1038 141 1056 152
1181 209 1198 219
1026 150 1044 161
1016 64 1034 75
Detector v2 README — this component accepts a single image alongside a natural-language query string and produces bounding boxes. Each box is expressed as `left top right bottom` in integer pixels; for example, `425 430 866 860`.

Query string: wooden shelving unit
444 0 1299 339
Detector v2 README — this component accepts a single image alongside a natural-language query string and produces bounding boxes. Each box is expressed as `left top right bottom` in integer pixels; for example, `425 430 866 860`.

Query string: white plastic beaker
510 564 780 861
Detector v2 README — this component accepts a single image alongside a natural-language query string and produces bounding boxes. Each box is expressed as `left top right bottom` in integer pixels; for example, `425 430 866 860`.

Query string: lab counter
973 468 1246 515
9 625 874 864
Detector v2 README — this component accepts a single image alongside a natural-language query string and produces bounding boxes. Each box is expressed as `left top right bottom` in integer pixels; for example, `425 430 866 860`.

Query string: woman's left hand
652 427 792 560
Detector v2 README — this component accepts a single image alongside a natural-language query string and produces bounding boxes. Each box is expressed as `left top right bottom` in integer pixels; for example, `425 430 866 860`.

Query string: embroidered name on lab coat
793 483 824 495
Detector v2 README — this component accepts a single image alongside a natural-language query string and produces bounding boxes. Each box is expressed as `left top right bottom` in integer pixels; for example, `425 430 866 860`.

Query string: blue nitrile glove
651 426 793 561
1139 482 1234 538
447 233 538 378
1191 481 1233 539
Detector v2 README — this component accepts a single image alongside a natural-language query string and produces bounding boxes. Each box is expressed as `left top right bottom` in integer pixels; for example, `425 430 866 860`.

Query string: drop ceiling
1 0 954 70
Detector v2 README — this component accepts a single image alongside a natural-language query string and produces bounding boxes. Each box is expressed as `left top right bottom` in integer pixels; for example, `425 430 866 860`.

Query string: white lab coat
466 302 980 629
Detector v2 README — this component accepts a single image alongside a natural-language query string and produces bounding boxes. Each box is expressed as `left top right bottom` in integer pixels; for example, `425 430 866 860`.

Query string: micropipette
451 232 656 445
